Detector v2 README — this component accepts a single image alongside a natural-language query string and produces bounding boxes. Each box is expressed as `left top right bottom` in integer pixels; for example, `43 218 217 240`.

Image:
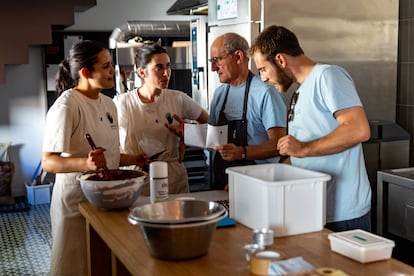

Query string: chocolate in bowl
85 169 146 181
78 169 147 210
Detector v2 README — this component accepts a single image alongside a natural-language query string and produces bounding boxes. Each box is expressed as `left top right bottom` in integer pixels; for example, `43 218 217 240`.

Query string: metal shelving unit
183 146 210 192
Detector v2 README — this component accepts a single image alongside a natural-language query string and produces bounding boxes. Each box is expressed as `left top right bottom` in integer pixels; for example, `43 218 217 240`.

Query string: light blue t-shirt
289 64 371 223
208 75 286 163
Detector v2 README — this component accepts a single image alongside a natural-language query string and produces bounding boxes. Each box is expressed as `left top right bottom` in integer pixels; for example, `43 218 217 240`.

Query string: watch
242 146 247 160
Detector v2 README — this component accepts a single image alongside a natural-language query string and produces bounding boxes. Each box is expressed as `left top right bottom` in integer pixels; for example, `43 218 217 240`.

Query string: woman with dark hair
42 40 145 276
114 42 208 195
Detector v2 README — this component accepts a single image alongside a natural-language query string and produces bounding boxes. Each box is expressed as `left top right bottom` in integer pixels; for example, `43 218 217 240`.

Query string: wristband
242 146 247 160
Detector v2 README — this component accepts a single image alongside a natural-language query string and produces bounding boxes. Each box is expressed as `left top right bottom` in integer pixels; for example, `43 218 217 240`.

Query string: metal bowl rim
128 210 228 228
128 200 227 224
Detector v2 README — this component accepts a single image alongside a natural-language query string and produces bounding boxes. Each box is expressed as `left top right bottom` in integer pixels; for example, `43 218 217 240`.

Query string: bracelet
242 146 247 160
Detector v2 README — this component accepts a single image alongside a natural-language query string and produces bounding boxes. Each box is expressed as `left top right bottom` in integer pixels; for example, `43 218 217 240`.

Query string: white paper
184 124 228 149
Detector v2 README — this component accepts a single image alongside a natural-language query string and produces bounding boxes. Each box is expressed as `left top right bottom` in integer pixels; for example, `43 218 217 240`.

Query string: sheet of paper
184 123 208 148
184 124 227 149
205 124 227 148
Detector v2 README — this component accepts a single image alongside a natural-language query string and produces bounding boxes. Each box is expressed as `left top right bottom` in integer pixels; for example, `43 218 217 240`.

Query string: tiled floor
0 202 51 276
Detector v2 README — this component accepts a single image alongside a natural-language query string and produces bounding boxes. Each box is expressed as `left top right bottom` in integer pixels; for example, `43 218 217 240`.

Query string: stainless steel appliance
177 0 400 191
377 168 414 266
364 120 410 232
204 0 399 121
207 0 261 103
377 168 414 238
364 120 411 185
190 17 209 111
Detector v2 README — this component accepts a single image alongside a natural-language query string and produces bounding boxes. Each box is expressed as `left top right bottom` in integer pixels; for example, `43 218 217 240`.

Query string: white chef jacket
114 88 203 195
43 89 120 276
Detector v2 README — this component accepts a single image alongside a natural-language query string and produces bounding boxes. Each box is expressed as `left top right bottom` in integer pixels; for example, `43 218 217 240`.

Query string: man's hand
213 144 242 161
277 135 307 158
164 113 185 138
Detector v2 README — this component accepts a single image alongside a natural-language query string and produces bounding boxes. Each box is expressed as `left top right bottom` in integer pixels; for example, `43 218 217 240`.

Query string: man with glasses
208 32 287 190
249 25 372 232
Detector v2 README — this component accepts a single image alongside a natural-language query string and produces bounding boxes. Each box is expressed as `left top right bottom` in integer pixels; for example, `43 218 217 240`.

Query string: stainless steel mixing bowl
128 199 226 224
128 200 227 259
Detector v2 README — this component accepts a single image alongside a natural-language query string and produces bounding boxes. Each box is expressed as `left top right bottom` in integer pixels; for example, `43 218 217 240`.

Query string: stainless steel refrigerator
204 0 399 122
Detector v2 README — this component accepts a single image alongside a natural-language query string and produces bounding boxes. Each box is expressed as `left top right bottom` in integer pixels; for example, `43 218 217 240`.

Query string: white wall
0 47 47 196
0 0 193 196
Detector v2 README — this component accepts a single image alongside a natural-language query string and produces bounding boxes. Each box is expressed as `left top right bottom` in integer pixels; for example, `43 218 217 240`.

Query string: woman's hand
87 148 107 171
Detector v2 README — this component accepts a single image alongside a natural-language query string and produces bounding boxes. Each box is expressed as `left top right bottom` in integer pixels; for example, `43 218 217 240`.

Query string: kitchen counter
79 191 414 276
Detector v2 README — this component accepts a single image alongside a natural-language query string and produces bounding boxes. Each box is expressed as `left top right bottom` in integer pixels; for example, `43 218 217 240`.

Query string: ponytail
55 59 74 97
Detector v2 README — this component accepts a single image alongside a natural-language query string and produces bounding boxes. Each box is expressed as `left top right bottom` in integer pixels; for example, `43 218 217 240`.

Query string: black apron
212 71 256 190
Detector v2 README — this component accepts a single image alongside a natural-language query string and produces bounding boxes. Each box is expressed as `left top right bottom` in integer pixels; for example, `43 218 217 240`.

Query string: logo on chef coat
106 112 114 124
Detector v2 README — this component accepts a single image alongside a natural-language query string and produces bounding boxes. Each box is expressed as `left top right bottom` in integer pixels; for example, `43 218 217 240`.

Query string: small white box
328 229 395 263
226 163 331 237
26 183 53 205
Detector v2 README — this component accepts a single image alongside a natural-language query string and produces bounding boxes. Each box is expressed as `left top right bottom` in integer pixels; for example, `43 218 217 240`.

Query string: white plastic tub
328 229 395 263
25 183 53 205
226 163 331 237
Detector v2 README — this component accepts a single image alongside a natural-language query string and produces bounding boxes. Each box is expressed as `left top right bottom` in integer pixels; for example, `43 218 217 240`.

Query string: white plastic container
328 229 395 263
226 163 331 237
150 161 168 203
25 183 53 205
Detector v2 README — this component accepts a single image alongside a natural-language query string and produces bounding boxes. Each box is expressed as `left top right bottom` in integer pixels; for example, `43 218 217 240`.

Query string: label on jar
150 177 168 203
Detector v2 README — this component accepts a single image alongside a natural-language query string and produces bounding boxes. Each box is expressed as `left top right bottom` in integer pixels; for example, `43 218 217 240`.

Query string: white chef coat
114 88 203 195
43 89 120 276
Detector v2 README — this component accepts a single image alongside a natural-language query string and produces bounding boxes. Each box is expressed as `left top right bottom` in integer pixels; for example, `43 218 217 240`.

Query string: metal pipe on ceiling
109 20 190 49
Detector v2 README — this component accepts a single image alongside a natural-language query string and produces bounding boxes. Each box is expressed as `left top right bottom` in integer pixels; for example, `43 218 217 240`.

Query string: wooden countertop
79 191 414 276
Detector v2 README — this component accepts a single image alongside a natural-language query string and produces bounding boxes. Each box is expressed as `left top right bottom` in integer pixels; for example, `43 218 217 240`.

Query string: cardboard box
328 229 395 263
226 164 331 237
26 183 53 205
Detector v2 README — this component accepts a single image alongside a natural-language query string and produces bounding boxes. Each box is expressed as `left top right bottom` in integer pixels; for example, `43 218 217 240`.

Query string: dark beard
276 67 293 92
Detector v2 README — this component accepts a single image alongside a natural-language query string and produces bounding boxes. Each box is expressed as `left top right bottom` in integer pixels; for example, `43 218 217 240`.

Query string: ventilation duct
109 21 190 49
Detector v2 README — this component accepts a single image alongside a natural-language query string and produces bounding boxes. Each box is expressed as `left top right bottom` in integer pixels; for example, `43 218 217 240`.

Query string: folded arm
277 106 370 158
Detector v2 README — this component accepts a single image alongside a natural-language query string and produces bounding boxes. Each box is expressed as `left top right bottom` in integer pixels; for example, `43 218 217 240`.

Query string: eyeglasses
208 52 233 65
287 91 299 122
